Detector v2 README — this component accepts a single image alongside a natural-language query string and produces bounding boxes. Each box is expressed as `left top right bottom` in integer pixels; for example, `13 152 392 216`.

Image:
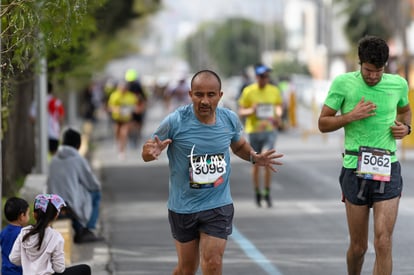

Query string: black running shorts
339 161 403 207
168 204 234 243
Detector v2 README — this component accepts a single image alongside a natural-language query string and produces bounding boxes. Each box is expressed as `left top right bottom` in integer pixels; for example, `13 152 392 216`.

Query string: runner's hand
143 136 172 160
391 120 408 139
253 149 283 172
350 97 376 121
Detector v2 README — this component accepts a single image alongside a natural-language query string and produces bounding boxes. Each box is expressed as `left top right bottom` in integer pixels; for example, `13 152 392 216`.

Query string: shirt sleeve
79 157 101 191
324 77 345 111
397 76 410 108
238 86 250 107
9 232 22 266
153 113 173 140
51 237 66 273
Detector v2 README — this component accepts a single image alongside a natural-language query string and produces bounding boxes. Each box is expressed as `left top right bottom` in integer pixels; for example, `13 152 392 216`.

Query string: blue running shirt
153 104 243 213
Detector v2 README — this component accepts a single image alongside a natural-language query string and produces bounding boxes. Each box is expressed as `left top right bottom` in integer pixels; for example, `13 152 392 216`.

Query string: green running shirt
324 71 409 168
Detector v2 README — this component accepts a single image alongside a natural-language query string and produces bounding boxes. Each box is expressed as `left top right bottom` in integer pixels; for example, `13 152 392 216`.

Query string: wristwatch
404 123 411 135
250 152 257 164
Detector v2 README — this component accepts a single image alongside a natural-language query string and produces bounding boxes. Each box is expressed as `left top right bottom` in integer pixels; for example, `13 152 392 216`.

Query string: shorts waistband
344 149 395 156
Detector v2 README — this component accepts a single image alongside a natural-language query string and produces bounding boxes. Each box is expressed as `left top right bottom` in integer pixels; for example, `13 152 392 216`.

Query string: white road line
231 226 284 275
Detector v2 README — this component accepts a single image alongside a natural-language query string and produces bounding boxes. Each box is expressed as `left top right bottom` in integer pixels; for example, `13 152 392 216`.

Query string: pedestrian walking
141 69 283 275
0 197 30 275
318 35 412 275
29 82 65 156
9 194 91 275
238 64 283 207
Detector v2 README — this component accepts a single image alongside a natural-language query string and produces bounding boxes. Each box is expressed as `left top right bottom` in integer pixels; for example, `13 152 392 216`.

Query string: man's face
190 76 223 122
256 73 270 87
360 62 384 86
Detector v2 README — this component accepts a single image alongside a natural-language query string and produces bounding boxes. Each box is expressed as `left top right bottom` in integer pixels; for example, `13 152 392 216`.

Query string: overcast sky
141 0 284 54
106 0 287 79
161 0 284 24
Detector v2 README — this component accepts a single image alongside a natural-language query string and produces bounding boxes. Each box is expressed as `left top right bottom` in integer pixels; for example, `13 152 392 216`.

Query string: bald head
191 70 222 91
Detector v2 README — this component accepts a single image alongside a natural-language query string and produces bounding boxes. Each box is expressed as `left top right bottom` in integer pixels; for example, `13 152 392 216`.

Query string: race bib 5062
356 146 391 182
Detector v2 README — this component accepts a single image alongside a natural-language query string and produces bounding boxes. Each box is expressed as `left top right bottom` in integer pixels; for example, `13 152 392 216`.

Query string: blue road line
230 226 283 275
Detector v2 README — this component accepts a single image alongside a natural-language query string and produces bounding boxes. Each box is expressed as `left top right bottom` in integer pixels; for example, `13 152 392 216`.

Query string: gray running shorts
248 131 277 153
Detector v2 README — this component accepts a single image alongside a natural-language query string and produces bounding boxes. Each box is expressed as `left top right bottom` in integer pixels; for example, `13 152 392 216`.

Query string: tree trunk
2 70 36 197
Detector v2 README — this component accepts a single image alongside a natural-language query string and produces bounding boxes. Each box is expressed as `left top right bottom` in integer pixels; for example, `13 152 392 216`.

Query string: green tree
184 17 285 77
1 0 160 197
336 0 412 78
272 59 310 78
1 0 106 197
209 18 264 76
338 0 392 44
49 0 161 85
81 0 161 78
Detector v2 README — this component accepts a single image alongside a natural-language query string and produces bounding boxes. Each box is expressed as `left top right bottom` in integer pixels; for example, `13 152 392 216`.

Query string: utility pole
37 52 48 175
33 28 48 174
33 1 48 176
323 0 332 79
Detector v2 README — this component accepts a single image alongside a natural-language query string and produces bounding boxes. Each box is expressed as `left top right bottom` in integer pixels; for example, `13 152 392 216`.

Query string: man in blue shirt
142 69 283 275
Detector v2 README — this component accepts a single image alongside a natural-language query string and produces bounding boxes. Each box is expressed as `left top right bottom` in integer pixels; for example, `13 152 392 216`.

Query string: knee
374 234 392 254
201 254 222 273
349 242 368 258
174 259 199 275
173 265 198 275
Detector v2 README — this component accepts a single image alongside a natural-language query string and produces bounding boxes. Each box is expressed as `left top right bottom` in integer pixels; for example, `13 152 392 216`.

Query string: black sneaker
255 193 262 207
264 193 272 208
74 228 105 244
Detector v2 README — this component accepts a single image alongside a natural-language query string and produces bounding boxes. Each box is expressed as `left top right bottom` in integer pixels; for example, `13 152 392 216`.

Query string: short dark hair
62 128 81 150
4 197 29 222
191 69 222 90
358 35 389 68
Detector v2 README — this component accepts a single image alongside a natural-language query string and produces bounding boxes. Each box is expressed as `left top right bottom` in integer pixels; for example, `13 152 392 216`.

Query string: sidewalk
71 238 111 275
69 101 165 274
70 121 112 274
69 99 189 273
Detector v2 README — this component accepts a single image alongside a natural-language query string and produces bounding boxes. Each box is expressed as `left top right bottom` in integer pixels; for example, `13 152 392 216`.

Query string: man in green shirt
319 36 411 275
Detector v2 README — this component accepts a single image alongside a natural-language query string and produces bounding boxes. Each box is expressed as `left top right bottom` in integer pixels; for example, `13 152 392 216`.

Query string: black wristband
250 152 257 164
404 123 411 135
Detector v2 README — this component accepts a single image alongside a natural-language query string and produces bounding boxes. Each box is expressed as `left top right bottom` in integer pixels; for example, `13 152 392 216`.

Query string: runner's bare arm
238 104 256 117
318 97 376 133
391 104 412 139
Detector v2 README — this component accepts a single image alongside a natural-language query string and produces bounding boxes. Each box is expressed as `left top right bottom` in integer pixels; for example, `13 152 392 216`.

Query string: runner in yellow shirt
108 82 138 159
238 64 283 207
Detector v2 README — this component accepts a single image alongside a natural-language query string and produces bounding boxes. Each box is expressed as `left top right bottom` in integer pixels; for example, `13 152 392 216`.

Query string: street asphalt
70 98 414 275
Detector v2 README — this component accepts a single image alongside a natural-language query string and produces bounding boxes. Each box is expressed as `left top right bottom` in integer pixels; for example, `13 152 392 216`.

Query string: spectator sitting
47 128 103 244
